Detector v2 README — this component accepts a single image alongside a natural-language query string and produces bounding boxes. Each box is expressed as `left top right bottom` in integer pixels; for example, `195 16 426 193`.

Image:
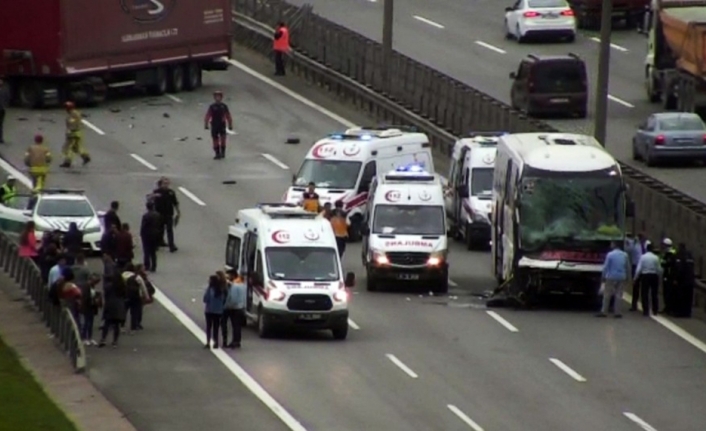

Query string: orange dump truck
0 0 232 108
646 0 706 113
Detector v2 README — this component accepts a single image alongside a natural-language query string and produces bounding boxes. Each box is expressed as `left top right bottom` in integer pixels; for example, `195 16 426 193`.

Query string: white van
445 132 503 249
361 165 449 293
284 126 434 240
225 203 355 340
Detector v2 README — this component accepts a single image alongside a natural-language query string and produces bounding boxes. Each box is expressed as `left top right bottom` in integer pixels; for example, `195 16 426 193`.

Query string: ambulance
225 203 355 340
445 132 505 250
360 165 449 293
284 126 434 241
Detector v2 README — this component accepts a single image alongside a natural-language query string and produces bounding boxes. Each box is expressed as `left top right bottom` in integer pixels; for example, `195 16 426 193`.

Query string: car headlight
372 249 389 265
333 290 348 303
267 289 286 302
427 251 447 267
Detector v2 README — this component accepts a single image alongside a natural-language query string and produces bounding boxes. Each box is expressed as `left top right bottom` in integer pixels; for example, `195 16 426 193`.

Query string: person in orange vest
273 21 290 76
319 202 332 219
330 201 349 259
300 182 320 213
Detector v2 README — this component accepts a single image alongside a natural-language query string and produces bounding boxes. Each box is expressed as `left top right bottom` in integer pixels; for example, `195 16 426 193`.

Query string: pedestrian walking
99 273 127 348
203 274 225 349
222 269 246 349
24 134 52 192
151 177 180 252
140 201 161 272
674 243 695 318
60 101 91 168
273 22 290 76
634 243 662 316
0 78 9 143
597 241 631 318
204 90 233 160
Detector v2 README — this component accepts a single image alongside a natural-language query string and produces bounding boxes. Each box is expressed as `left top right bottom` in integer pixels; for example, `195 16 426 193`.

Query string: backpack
125 274 141 299
48 280 61 306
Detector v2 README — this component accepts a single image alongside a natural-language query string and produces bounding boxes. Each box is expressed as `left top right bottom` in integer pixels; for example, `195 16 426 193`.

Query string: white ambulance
445 132 504 250
284 126 434 240
225 203 355 340
360 165 449 293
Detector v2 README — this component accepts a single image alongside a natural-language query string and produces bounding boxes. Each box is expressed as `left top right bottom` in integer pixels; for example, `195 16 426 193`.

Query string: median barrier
230 0 706 312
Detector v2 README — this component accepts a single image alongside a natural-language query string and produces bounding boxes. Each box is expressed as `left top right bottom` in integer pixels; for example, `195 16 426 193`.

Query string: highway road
284 0 706 203
2 51 706 430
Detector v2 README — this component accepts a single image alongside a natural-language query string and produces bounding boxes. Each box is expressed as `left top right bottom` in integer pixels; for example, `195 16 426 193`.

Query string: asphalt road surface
284 0 706 203
2 53 706 431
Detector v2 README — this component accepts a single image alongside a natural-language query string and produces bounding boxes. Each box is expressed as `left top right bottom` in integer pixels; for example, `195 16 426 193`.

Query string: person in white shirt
633 243 662 316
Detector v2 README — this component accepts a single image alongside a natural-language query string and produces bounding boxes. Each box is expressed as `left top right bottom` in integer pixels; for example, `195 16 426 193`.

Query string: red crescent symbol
343 145 360 156
385 190 401 202
271 230 290 244
312 143 334 159
304 230 320 241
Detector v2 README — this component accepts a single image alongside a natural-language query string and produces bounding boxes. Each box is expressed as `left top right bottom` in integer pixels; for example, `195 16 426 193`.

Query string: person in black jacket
103 201 121 233
150 177 180 252
140 202 161 272
100 223 119 258
62 222 83 265
674 243 695 318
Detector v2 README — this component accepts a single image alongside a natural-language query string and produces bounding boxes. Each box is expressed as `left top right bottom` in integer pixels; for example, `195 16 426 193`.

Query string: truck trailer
0 0 232 108
645 0 706 113
569 0 648 30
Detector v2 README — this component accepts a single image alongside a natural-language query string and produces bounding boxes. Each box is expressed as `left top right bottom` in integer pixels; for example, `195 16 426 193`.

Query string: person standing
222 269 246 349
330 201 349 259
151 177 180 252
140 201 161 272
80 274 101 346
625 233 643 311
203 275 225 349
100 223 119 257
597 241 631 318
0 78 9 143
273 22 291 76
634 243 662 316
122 263 149 333
60 101 90 168
114 222 135 269
24 134 52 192
18 221 39 265
660 238 678 315
0 175 17 206
62 222 83 265
300 182 320 213
204 90 233 160
674 243 695 318
103 201 122 234
99 273 127 348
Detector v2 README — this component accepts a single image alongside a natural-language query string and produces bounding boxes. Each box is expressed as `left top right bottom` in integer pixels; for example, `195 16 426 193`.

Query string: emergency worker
25 134 52 192
300 182 320 213
319 202 332 219
330 201 349 258
660 238 677 315
273 22 290 76
673 243 695 318
0 175 17 206
204 91 233 160
61 101 91 168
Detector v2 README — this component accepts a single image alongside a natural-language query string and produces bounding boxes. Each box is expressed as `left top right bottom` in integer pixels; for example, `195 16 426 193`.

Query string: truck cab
225 203 355 340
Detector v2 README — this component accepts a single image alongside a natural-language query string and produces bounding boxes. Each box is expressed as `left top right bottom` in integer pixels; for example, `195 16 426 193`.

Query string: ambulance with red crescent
225 203 355 340
284 126 434 241
360 165 449 293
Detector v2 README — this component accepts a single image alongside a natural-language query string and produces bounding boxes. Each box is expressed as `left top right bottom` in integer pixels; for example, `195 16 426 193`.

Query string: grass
0 336 79 431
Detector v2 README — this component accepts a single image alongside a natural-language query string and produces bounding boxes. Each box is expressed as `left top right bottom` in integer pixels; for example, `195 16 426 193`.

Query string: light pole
593 0 613 146
382 0 394 90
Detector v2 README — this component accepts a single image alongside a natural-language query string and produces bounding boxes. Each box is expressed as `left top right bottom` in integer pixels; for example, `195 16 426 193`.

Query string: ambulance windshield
373 205 446 235
295 160 362 189
471 168 493 198
266 247 340 281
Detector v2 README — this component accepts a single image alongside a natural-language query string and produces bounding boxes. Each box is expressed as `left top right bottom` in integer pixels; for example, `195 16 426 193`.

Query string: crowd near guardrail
231 0 706 312
0 230 86 372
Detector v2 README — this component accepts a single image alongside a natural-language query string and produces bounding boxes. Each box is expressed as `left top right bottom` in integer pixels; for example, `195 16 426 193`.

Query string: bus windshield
294 159 362 189
517 170 625 252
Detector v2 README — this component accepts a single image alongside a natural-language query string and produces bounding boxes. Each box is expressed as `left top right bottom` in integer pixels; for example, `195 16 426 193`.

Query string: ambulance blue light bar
395 163 427 173
328 133 373 141
467 131 508 138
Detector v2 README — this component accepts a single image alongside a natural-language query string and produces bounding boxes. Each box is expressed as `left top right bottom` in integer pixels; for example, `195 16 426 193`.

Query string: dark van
509 54 588 118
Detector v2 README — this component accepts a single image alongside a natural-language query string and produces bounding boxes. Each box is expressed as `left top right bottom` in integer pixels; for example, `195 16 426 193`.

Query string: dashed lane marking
348 319 360 330
413 15 445 29
262 153 289 170
623 412 659 431
177 186 206 207
81 119 105 135
485 311 519 332
608 95 635 108
165 94 183 103
447 405 485 431
549 358 587 382
130 153 158 171
475 41 506 54
385 354 419 378
589 37 629 52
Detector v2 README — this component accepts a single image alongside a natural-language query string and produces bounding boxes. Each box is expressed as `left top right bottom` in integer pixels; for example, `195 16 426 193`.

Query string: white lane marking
608 94 635 108
225 58 356 128
385 354 419 378
589 37 629 52
623 292 706 355
348 318 360 330
413 15 445 29
262 153 289 170
81 119 105 135
447 405 485 431
226 129 237 135
166 94 183 103
0 164 309 431
485 310 519 333
623 412 659 431
549 358 587 382
475 41 506 54
130 153 158 171
177 186 206 207
448 279 458 287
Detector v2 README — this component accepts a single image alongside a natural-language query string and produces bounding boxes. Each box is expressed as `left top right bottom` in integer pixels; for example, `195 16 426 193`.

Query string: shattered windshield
294 159 362 189
518 171 625 252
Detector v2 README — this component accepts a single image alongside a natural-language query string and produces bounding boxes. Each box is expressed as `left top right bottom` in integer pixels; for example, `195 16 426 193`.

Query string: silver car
632 112 706 166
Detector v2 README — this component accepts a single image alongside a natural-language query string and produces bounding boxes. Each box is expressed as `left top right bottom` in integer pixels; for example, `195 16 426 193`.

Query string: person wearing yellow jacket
25 134 52 192
60 101 91 168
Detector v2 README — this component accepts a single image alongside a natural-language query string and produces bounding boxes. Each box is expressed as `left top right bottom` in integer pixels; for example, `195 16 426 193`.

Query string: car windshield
528 0 567 7
533 63 585 93
36 199 94 217
471 168 493 198
266 247 340 281
658 116 705 131
373 204 445 235
294 159 362 189
518 172 625 252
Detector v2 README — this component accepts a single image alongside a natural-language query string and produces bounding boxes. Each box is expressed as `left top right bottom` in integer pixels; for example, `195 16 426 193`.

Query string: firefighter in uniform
674 243 695 318
204 90 233 160
660 238 678 315
330 201 349 259
300 182 320 213
25 134 52 192
0 175 17 206
61 101 91 168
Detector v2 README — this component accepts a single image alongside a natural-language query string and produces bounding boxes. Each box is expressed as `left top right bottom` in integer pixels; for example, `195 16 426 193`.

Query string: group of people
300 182 350 258
599 234 695 318
202 269 247 349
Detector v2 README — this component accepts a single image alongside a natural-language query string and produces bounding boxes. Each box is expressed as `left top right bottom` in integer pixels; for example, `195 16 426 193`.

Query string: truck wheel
257 307 273 339
149 67 168 96
168 65 185 93
331 325 349 340
184 63 202 91
19 81 42 109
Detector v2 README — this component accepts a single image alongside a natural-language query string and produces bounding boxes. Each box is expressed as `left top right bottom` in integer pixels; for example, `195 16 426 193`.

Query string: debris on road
109 108 121 113
222 180 237 185
163 113 170 118
285 136 300 144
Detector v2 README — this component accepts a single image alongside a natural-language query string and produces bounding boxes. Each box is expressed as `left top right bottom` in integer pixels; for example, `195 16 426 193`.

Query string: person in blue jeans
203 274 225 349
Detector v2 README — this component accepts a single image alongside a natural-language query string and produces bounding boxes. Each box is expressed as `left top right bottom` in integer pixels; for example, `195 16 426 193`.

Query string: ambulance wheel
257 307 273 338
465 223 475 250
432 273 449 294
366 269 378 292
332 325 349 340
348 216 363 242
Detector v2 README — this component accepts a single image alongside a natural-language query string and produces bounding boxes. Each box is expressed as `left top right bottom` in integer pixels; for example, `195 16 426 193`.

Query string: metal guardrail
0 232 86 372
231 0 706 310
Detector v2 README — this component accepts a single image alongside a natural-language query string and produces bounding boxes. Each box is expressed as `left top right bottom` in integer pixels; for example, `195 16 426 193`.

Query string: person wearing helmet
61 101 91 168
0 175 17 206
660 237 678 315
204 91 233 160
25 134 52 192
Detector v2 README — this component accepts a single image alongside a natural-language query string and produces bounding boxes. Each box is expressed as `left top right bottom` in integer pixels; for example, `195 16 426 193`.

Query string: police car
0 189 104 253
361 165 449 293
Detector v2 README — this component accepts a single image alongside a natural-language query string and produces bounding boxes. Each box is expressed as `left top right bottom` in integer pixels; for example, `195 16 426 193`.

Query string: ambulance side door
361 177 378 258
454 147 470 224
243 232 259 311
